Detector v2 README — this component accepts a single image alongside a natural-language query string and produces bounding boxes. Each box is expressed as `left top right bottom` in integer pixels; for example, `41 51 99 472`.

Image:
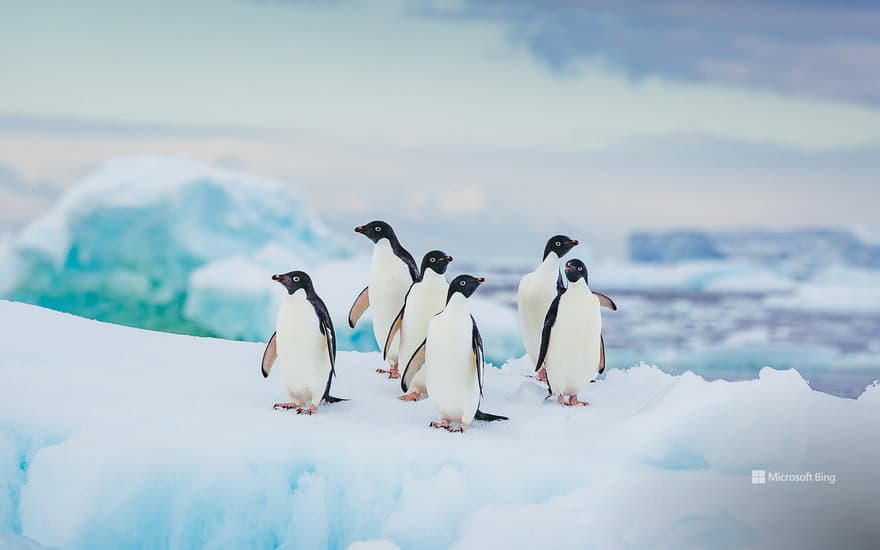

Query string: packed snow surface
1 301 878 549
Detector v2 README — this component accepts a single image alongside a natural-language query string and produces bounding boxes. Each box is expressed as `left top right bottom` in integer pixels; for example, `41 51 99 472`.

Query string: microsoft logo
752 470 766 484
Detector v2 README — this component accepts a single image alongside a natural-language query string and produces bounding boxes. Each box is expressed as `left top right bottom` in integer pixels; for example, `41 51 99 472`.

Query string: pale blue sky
2 0 879 256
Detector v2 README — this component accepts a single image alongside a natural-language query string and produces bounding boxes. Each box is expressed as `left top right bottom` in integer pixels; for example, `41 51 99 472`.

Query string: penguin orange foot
430 419 451 429
536 367 548 383
376 365 400 378
399 391 422 401
273 402 299 410
296 404 318 415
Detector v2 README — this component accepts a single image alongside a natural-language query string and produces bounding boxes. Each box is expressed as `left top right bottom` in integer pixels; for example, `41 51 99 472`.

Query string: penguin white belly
424 305 481 425
275 293 331 406
518 269 558 364
399 274 448 380
545 291 602 396
370 240 413 362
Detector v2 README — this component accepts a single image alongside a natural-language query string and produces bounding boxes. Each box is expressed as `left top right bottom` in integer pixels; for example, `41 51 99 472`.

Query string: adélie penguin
384 250 454 401
349 221 419 379
261 271 346 415
404 275 509 432
535 259 617 406
517 235 579 380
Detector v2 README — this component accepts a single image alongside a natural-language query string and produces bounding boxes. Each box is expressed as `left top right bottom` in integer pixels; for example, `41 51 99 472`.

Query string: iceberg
1 301 878 549
629 228 880 274
0 156 352 337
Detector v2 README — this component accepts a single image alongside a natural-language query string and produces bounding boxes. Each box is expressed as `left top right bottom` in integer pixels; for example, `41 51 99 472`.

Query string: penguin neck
286 288 309 302
444 292 470 317
421 268 446 285
536 252 560 279
567 278 590 294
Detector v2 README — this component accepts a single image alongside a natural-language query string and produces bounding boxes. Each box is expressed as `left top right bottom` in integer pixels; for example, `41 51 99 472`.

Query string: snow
1 301 878 549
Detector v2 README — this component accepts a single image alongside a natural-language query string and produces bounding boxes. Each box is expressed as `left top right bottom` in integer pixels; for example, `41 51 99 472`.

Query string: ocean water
474 266 880 398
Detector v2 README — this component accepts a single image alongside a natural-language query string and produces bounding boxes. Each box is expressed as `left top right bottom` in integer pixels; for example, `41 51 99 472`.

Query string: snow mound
1 301 878 549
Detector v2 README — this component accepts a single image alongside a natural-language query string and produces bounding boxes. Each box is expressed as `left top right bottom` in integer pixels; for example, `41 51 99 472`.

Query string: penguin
261 270 346 414
349 221 419 379
517 235 580 379
381 250 454 401
404 275 508 432
535 259 617 406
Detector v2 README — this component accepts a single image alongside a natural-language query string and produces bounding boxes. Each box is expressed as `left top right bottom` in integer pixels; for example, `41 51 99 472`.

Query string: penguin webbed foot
376 365 401 379
430 419 451 430
445 425 466 433
535 367 548 383
399 391 422 401
557 394 589 407
273 402 299 411
296 404 319 415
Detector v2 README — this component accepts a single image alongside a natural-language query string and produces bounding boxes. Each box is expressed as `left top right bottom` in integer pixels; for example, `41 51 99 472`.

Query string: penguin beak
446 256 454 262
354 226 365 233
475 277 485 284
271 274 282 281
568 239 579 246
564 263 574 271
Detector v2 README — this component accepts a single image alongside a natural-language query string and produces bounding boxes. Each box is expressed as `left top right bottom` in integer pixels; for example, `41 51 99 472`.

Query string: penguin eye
430 257 436 263
578 267 583 272
460 280 466 286
375 226 382 232
555 241 561 247
293 276 300 282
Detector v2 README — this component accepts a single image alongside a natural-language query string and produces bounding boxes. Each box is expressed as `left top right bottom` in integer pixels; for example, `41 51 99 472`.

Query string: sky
2 0 880 257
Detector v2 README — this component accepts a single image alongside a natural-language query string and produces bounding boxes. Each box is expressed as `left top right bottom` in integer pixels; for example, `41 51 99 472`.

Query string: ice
0 157 351 338
1 301 878 549
630 228 880 272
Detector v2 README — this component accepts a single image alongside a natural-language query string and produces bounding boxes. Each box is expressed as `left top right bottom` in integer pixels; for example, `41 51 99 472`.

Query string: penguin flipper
593 291 618 311
474 409 509 422
598 333 606 375
471 316 484 396
261 332 277 378
401 339 427 393
348 287 370 328
384 306 405 361
536 293 562 372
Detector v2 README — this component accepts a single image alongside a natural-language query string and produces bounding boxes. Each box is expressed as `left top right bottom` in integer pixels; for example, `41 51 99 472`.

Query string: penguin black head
421 250 453 276
271 270 314 295
543 235 579 260
354 220 396 244
564 259 588 284
447 274 485 302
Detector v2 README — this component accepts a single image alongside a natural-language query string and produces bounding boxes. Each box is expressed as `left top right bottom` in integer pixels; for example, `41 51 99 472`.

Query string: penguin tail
323 394 349 404
474 409 509 422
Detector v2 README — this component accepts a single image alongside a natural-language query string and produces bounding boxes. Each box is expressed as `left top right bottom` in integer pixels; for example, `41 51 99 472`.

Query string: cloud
424 0 880 104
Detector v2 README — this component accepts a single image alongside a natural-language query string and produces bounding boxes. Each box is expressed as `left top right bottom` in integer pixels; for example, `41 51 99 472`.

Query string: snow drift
1 301 878 549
